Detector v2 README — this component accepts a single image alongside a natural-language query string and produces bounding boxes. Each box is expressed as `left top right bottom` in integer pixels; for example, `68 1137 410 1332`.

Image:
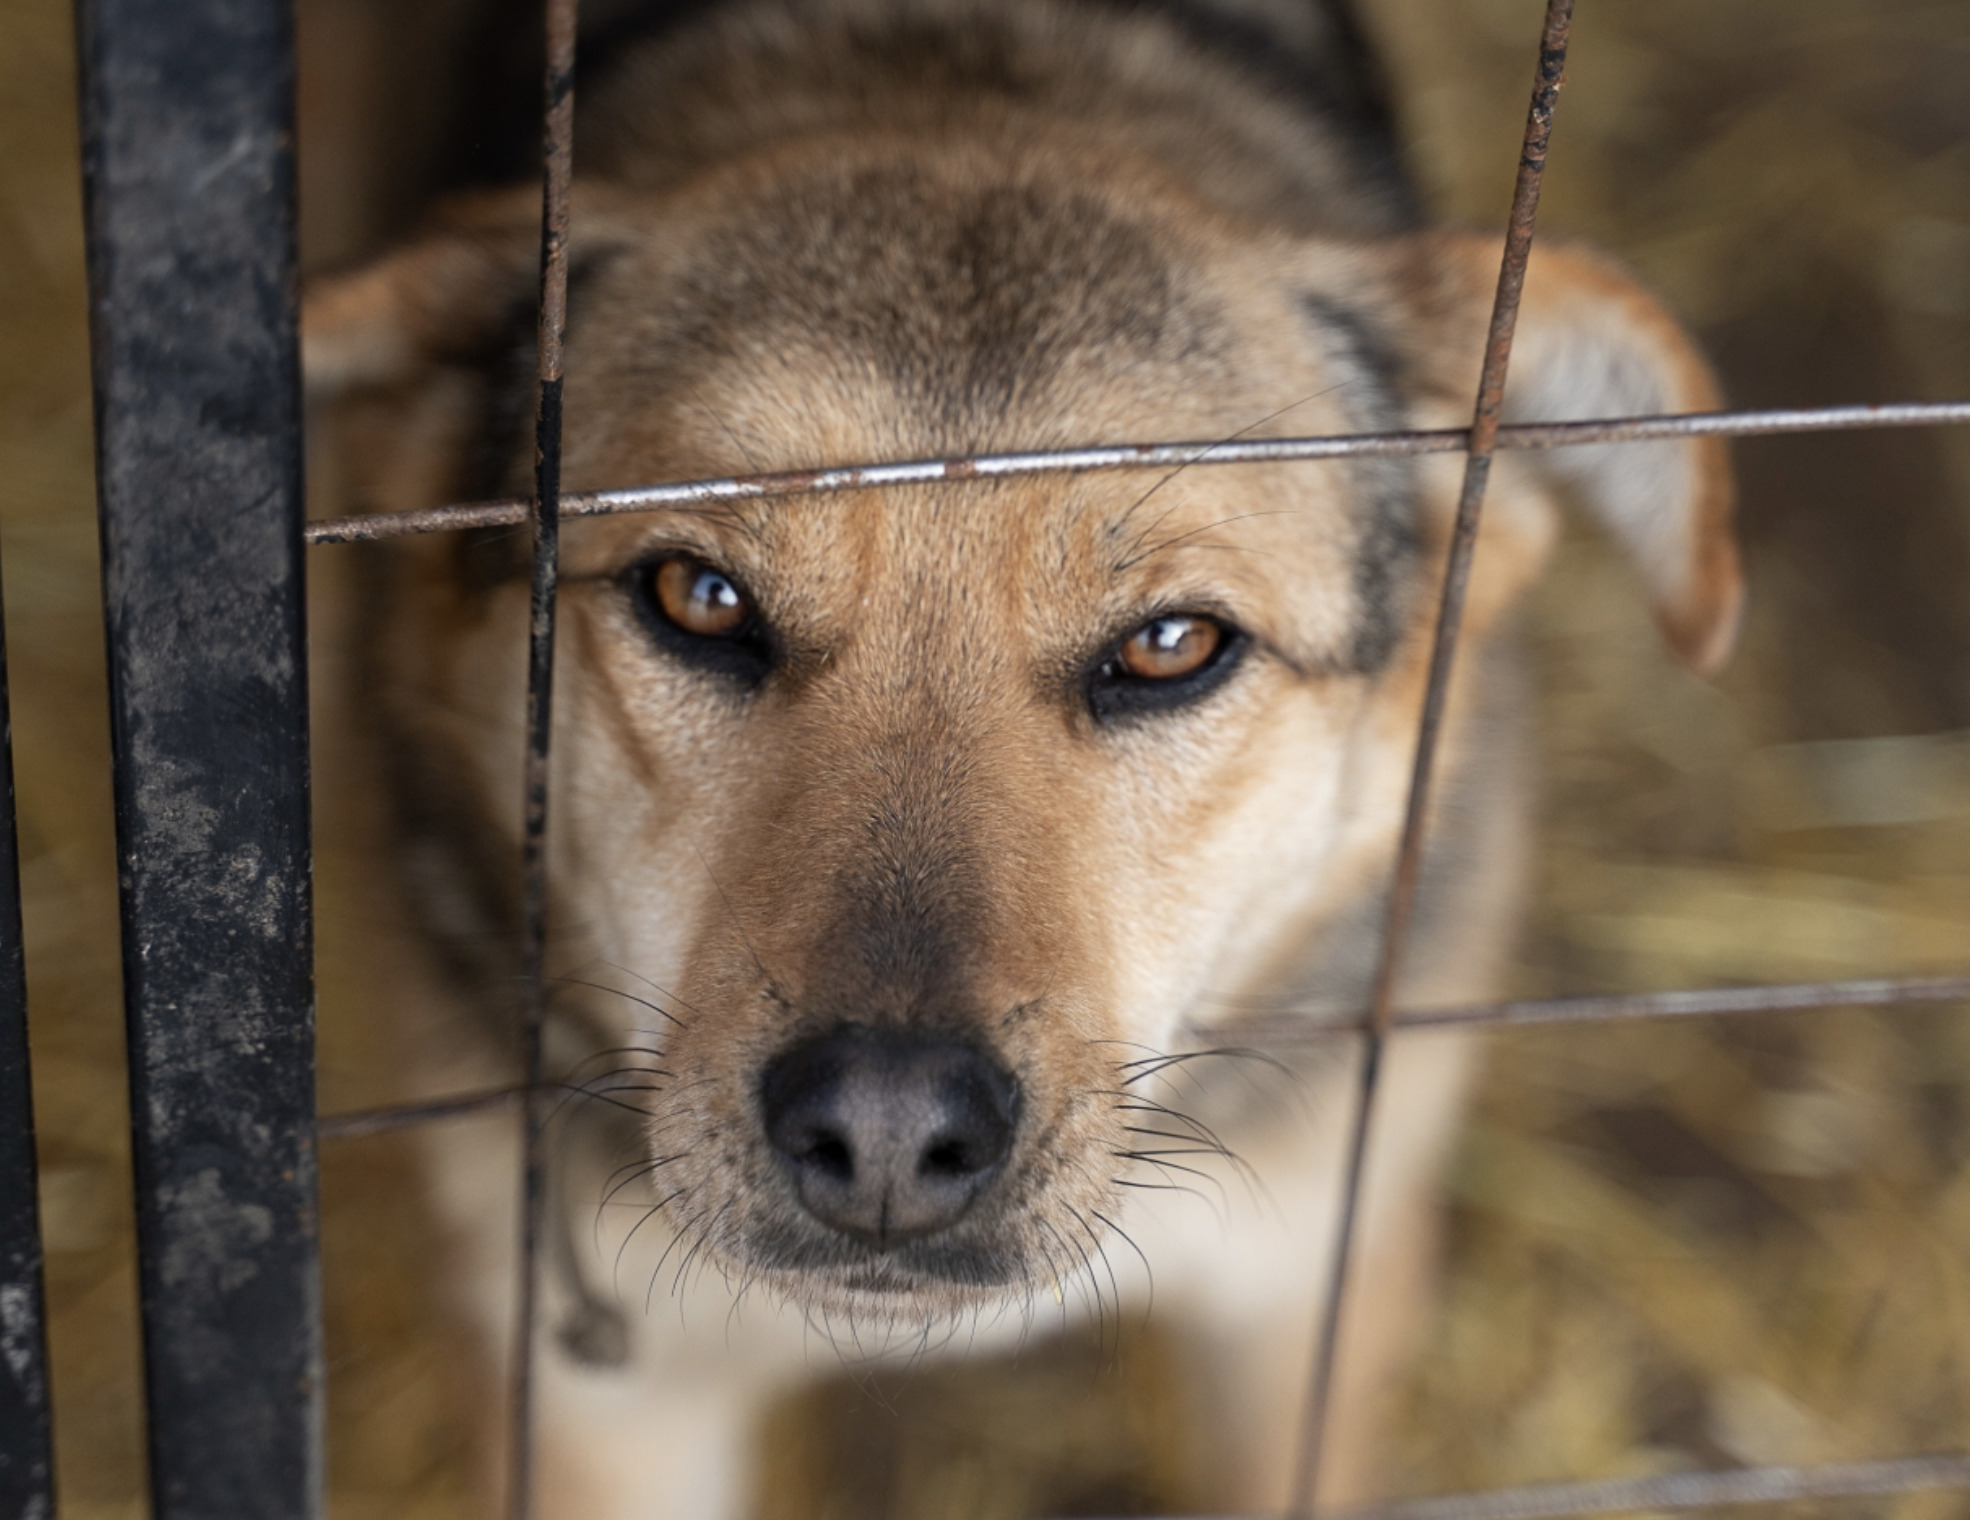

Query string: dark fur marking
353 550 529 1029
1100 0 1418 225
652 167 1217 452
462 247 622 514
435 0 1417 226
1299 293 1420 673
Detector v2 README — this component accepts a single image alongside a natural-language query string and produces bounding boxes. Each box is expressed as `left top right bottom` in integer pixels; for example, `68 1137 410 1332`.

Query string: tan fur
304 2 1739 1511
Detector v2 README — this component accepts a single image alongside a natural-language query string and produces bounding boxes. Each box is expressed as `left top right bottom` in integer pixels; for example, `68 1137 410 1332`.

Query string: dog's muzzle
760 1026 1020 1249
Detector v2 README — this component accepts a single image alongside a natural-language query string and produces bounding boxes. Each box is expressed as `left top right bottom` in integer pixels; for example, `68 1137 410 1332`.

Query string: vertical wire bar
0 557 55 1520
509 1 579 1516
75 1 322 1516
1288 3 1574 1511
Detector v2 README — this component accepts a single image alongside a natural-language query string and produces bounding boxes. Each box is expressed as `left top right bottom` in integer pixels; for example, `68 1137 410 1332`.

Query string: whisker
724 1254 765 1347
1041 1213 1107 1346
643 1191 706 1312
600 1154 688 1210
669 1196 737 1304
1113 1177 1222 1216
546 974 688 1030
613 1186 688 1298
1028 1229 1077 1341
547 1088 656 1123
595 959 712 1022
1117 1045 1293 1085
1115 507 1307 572
1090 1208 1155 1326
1065 1203 1125 1349
601 1147 682 1191
1109 380 1356 562
1114 1152 1229 1224
1126 1134 1229 1157
544 1076 670 1126
561 1048 671 1083
1103 1095 1236 1155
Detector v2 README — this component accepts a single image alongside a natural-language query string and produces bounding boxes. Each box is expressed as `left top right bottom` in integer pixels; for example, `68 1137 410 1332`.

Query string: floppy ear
1377 234 1743 674
302 187 635 399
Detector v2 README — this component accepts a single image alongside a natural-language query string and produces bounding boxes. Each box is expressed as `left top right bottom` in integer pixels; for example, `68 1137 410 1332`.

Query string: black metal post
75 1 322 1516
0 565 54 1520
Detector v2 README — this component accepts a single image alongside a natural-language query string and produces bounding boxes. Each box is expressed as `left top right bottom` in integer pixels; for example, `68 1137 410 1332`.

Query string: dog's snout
761 1028 1018 1248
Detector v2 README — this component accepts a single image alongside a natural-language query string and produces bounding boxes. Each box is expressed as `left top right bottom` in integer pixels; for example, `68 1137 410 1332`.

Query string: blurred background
3 0 1968 1515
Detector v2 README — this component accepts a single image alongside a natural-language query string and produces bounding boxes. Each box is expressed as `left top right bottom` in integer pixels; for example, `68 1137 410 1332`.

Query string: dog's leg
531 1345 785 1520
418 1110 815 1520
1142 1029 1478 1511
1178 1168 1446 1510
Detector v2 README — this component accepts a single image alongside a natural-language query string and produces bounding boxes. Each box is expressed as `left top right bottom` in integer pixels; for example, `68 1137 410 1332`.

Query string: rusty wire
303 400 1970 545
1224 973 1970 1049
1289 2 1573 1511
1079 1453 1970 1520
314 976 1970 1139
508 0 578 1516
317 1083 520 1140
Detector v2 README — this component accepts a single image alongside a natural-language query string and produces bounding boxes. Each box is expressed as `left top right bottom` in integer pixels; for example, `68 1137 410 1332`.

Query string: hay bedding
3 0 1967 1514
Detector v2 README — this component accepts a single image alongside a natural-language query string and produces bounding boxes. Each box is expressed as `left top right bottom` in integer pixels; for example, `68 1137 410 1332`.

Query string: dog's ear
1338 233 1743 674
302 187 634 400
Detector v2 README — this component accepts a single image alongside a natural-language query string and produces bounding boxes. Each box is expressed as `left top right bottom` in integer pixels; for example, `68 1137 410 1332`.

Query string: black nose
761 1027 1019 1248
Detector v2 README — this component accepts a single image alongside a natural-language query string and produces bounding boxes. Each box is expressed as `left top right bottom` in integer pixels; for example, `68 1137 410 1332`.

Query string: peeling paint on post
75 1 322 1516
0 565 53 1520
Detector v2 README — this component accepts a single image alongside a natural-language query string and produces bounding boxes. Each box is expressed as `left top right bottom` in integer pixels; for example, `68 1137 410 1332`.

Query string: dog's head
307 138 1738 1318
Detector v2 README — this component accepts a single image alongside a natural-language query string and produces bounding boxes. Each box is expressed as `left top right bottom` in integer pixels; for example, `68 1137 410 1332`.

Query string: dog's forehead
557 162 1414 666
562 151 1346 453
613 154 1234 391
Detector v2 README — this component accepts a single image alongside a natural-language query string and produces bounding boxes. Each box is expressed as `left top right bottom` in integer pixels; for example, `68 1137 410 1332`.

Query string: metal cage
3 0 1968 1516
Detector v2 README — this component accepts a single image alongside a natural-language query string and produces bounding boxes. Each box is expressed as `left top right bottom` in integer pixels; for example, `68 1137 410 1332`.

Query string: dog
301 0 1741 1512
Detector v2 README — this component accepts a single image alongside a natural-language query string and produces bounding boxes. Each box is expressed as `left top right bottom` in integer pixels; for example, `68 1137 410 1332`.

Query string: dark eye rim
627 552 775 687
1086 612 1248 721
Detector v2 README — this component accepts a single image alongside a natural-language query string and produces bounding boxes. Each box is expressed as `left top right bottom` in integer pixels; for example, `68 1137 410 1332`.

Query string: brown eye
654 557 751 637
1117 615 1223 680
1088 613 1244 720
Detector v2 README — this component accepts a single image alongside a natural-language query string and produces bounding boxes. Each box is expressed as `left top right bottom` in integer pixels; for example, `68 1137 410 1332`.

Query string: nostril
920 1137 974 1177
801 1130 854 1181
918 1099 1011 1177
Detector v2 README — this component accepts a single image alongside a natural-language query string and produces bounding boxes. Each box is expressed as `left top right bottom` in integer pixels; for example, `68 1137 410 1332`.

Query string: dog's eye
1118 615 1221 680
1088 613 1244 720
655 557 751 636
632 555 773 686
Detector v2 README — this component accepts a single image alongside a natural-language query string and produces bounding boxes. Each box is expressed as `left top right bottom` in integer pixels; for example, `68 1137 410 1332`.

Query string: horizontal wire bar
311 975 1970 1140
1067 1452 1970 1520
304 400 1970 544
1215 974 1970 1049
315 1084 519 1140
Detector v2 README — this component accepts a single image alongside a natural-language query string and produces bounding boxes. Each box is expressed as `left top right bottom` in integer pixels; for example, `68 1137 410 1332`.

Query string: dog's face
309 141 1739 1317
